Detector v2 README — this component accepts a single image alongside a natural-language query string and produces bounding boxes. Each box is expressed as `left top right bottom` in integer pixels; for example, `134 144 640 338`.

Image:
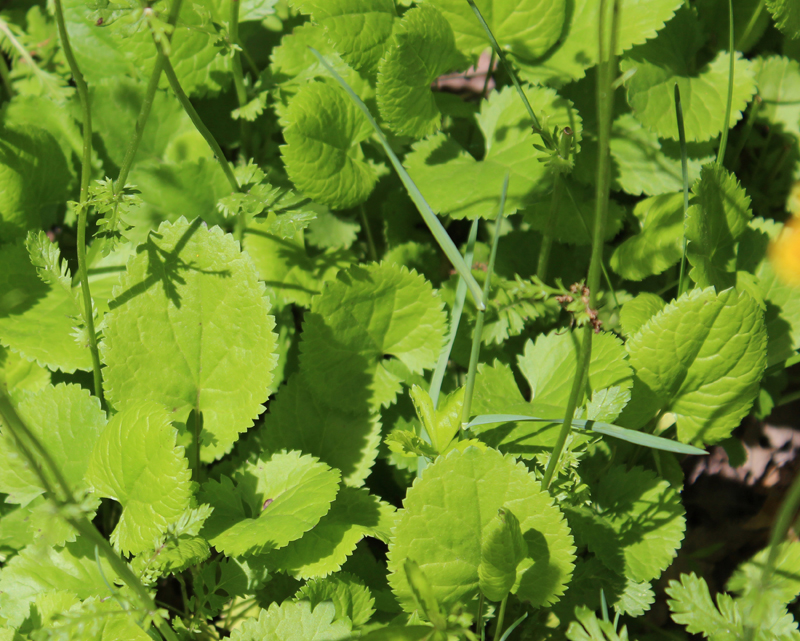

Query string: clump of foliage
1 0 800 639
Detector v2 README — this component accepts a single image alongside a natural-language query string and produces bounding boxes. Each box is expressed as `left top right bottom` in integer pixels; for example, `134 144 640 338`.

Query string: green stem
0 54 14 99
53 0 103 403
359 204 378 262
462 173 508 426
229 0 250 158
0 391 179 641
675 84 690 297
311 47 485 309
542 0 619 491
465 0 556 151
716 0 735 167
153 38 240 194
493 595 508 641
737 0 764 49
429 218 480 408
476 593 485 641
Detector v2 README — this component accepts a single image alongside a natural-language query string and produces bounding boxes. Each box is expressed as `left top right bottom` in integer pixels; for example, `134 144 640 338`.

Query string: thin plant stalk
52 0 104 403
359 203 378 262
542 0 620 491
229 0 250 157
311 47 485 309
462 173 508 426
476 592 485 641
0 390 179 641
716 0 735 166
563 181 620 309
152 38 240 194
104 0 184 245
675 84 690 297
429 218 479 408
493 595 508 641
464 0 554 150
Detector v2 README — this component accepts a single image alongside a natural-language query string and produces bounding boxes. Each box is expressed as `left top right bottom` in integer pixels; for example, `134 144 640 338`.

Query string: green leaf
404 559 447 629
619 293 666 338
263 374 381 488
376 4 462 138
524 179 625 245
0 124 70 241
517 331 633 408
0 346 50 397
609 193 684 281
566 465 685 584
627 287 767 445
128 158 231 233
467 329 633 457
243 217 353 308
727 541 800 604
86 401 192 556
287 0 397 75
666 573 742 640
766 0 800 38
0 384 105 508
409 385 464 454
300 262 447 410
199 450 340 557
355 628 433 641
193 557 269 618
387 447 575 611
0 238 91 373
515 0 683 86
478 507 528 602
610 114 713 197
753 56 800 138
90 76 203 168
620 8 756 142
404 85 581 220
566 606 632 641
429 0 565 60
296 572 375 626
686 164 753 290
64 0 231 97
268 486 395 580
0 538 121 628
281 81 377 210
230 600 351 641
101 218 279 462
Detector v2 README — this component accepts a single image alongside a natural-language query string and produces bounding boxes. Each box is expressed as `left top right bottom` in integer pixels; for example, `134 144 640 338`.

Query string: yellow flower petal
769 216 800 285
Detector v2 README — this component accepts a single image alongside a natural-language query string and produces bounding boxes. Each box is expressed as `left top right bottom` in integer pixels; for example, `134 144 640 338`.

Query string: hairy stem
53 0 104 403
152 35 240 194
462 173 508 426
542 0 619 491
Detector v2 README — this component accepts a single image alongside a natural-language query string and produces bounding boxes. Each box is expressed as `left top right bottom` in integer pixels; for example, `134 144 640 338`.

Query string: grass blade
310 46 485 310
674 84 690 297
462 173 509 425
463 414 708 456
429 218 480 407
717 0 735 166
